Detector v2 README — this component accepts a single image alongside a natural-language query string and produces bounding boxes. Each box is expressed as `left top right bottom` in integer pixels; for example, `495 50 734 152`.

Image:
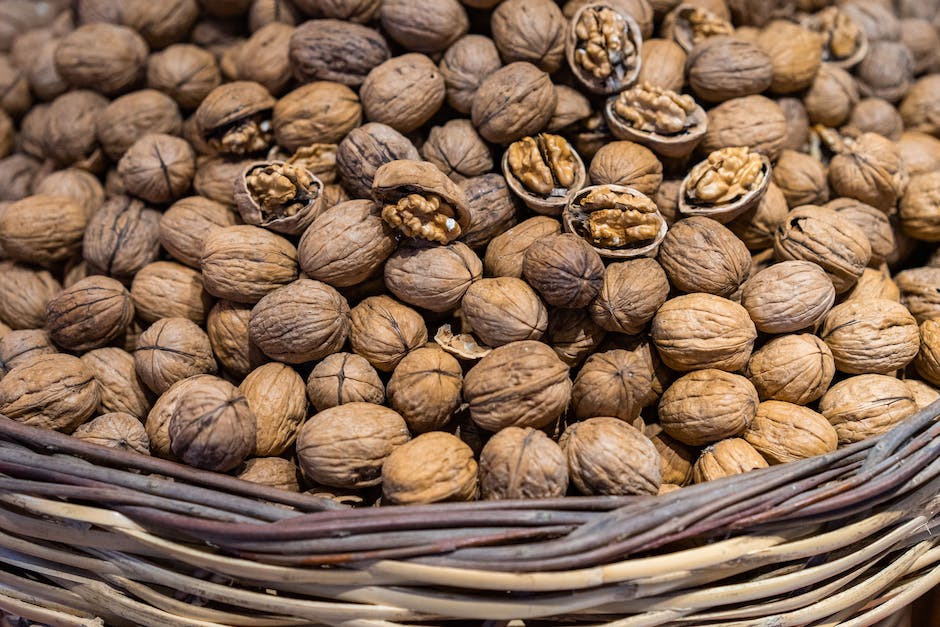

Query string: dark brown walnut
820 298 919 375
200 225 298 304
686 36 772 103
916 320 940 387
0 55 30 117
194 157 252 205
240 362 307 456
479 427 568 500
492 0 566 73
827 132 907 212
54 23 147 95
564 185 667 259
231 23 292 95
702 95 787 162
746 334 834 404
0 109 11 158
237 457 300 492
819 374 917 444
372 160 471 245
546 308 607 367
349 296 427 372
387 346 462 433
680 146 771 222
384 242 482 313
289 19 389 86
773 205 872 293
461 277 547 347
463 340 570 431
381 0 467 53
336 122 420 199
168 375 256 472
896 267 940 323
95 90 182 162
523 233 604 308
0 330 57 377
0 194 86 268
471 62 557 144
145 374 213 458
659 217 751 297
234 161 323 235
249 279 350 364
423 120 493 183
297 402 409 489
855 41 913 103
847 98 903 141
845 265 900 304
740 260 835 333
693 437 768 483
84 196 161 280
605 82 706 158
652 293 757 372
0 155 40 201
360 54 443 134
131 261 213 324
572 349 655 422
439 35 503 115
637 38 687 93
34 169 105 219
590 258 669 334
45 276 134 352
0 354 99 433
159 196 239 269
756 20 822 94
382 431 476 504
273 81 361 151
73 413 151 456
825 198 894 263
135 317 217 395
118 133 196 204
459 174 520 250
147 44 222 110
503 133 586 215
560 417 661 496
801 6 866 68
803 64 858 128
194 81 275 156
659 369 758 446
484 216 561 278
547 85 593 133
0 262 61 330
771 150 828 209
901 173 940 242
588 140 662 196
306 352 384 411
645 423 694 486
80 347 152 420
664 4 734 53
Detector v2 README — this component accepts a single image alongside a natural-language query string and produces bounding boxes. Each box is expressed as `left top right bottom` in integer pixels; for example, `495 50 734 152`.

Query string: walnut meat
561 417 661 496
820 298 919 375
471 62 556 144
233 161 324 235
740 260 835 333
744 401 838 464
289 19 389 86
680 146 770 222
194 81 275 156
80 348 152 420
349 296 427 372
745 334 834 404
360 54 443 134
590 258 669 334
523 233 604 308
571 349 655 422
566 4 642 94
659 369 759 446
503 133 586 215
479 427 568 500
463 340 571 431
605 82 706 158
0 263 61 330
0 354 99 433
387 346 463 433
135 317 217 395
658 217 751 297
45 276 134 352
384 243 482 313
73 413 151 456
819 374 917 444
492 0 566 73
461 277 548 347
200 225 298 304
693 437 769 483
382 431 476 504
306 352 385 411
131 261 213 325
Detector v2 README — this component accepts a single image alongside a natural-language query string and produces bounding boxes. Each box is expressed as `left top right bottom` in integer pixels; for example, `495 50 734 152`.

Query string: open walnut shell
679 147 771 223
604 83 707 158
234 161 325 235
565 3 642 95
563 184 667 259
194 81 275 156
501 133 586 216
800 7 868 70
667 4 734 54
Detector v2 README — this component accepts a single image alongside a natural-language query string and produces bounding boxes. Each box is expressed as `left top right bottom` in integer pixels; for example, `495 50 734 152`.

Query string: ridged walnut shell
306 352 385 412
740 260 835 333
745 334 834 404
659 369 759 446
561 417 661 496
589 258 669 334
384 242 482 313
471 62 557 144
571 349 655 422
386 346 463 434
693 437 768 483
658 216 750 296
744 400 838 464
461 277 547 347
819 374 918 444
0 354 100 433
81 348 152 420
240 362 308 457
819 298 919 375
73 412 151 456
479 427 568 500
200 225 299 304
382 431 477 504
349 296 427 372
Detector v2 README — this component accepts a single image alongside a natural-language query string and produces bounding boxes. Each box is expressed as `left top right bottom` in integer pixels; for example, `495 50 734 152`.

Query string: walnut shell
492 0 566 73
147 44 222 110
0 354 99 432
571 349 655 422
380 0 468 53
131 261 213 325
546 307 607 368
547 85 593 133
194 81 275 156
844 265 900 304
95 89 183 162
273 81 362 151
80 348 152 420
387 346 463 433
45 276 134 352
828 132 907 212
306 352 385 411
916 319 940 387
349 296 427 372
160 196 240 269
34 169 105 219
231 23 293 95
565 4 643 94
702 95 787 161
54 23 148 95
360 54 444 134
904 378 939 409
757 20 823 94
692 437 768 483
818 374 917 444
0 330 57 377
423 119 493 183
645 422 694 486
237 457 300 492
45 90 109 169
637 38 687 93
772 149 829 208
896 267 940 323
687 36 773 103
463 340 571 431
561 417 661 496
458 174 520 250
855 40 913 103
289 19 389 86
439 35 503 115
84 195 162 280
523 233 605 308
135 317 218 395
0 263 61 331
588 140 662 197
484 216 561 278
900 172 940 242
194 157 252 204
824 197 894 263
0 194 87 268
384 242 482 313
479 427 568 500
740 260 835 333
336 122 421 199
73 412 151 456
659 369 759 446
820 298 919 375
471 62 556 144
745 333 834 404
847 98 903 141
206 300 265 378
744 400 837 464
200 225 298 304
658 217 750 297
589 258 669 334
900 76 940 137
233 160 324 236
239 363 307 457
803 64 859 128
145 374 212 458
382 431 476 504
461 277 547 347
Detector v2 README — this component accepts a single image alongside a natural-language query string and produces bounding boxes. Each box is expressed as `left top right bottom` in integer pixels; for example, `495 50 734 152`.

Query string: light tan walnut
382 431 477 504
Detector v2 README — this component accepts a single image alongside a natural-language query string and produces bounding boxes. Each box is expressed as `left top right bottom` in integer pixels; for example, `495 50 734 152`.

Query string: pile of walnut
3 0 940 505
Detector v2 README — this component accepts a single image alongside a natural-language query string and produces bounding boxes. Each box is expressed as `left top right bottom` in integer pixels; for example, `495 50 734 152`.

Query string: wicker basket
0 399 939 626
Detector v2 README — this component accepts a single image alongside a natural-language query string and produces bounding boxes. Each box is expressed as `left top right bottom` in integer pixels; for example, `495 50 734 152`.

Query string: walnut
45 90 108 169
461 277 547 347
844 265 900 304
566 4 642 94
686 36 773 104
0 155 41 202
336 122 420 199
900 173 940 242
239 362 307 457
458 174 520 250
588 140 662 196
147 44 222 110
384 242 482 313
895 267 940 323
479 427 568 500
144 374 208 458
118 134 196 204
206 300 264 378
605 82 706 158
273 81 361 151
825 197 894 263
349 296 427 372
904 378 940 408
566 185 666 260
636 38 687 93
756 20 822 94
916 319 940 387
73 412 151 456
80 348 152 420
802 7 866 67
547 85 593 133
193 157 252 205
84 196 161 280
0 262 61 330
160 196 239 269
305 353 382 413
589 258 669 334
131 261 213 325
561 417 661 496
827 132 907 212
387 346 462 433
855 41 913 103
804 65 859 130
44 276 133 352
439 35 502 115
0 354 99 432
168 375 256 472
820 298 919 375
422 119 493 184
680 147 770 222
463 340 570 431
54 23 147 95
200 225 298 304
95 90 183 162
547 308 607 367
360 54 443 134
666 5 734 52
572 349 655 422
484 216 561 278
471 62 557 144
773 205 871 293
381 431 476 504
0 54 30 117
491 0 565 72
0 194 87 268
818 374 917 444
231 23 292 95
503 133 586 216
740 260 835 333
194 81 275 156
702 95 788 162
848 98 903 141
289 19 388 86
293 0 380 22
135 317 217 395
651 293 757 372
380 0 467 53
0 330 57 378
237 457 300 492
523 233 604 308
645 423 694 486
658 217 751 297
771 149 829 208
900 77 940 138
692 437 768 483
742 400 838 464
658 369 758 446
34 169 105 219
746 333 834 405
234 161 323 235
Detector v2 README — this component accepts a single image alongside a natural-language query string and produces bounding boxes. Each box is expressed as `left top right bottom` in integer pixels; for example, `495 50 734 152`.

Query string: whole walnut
73 412 151 456
360 54 443 134
740 260 835 333
0 55 30 117
135 317 217 394
463 340 570 431
645 423 694 486
856 41 913 103
479 427 568 500
746 334 834 404
0 354 99 432
458 174 520 250
686 36 773 103
841 0 899 42
773 205 871 293
702 95 788 161
900 18 939 74
471 62 556 144
160 196 239 269
381 0 468 53
194 81 275 156
546 307 607 368
897 267 940 323
803 64 858 128
306 352 385 411
844 265 900 303
422 120 493 182
80 347 152 420
349 296 427 372
439 35 502 115
561 417 661 496
547 85 593 133
659 369 759 446
147 44 222 110
848 98 904 141
118 133 196 204
0 154 41 201
289 19 389 86
0 330 57 377
382 431 476 504
207 300 265 378
828 132 907 212
651 293 757 372
335 122 421 199
484 216 561 278
240 362 307 456
590 258 669 335
131 261 213 325
916 319 940 387
194 157 252 205
84 196 161 280
384 243 482 313
34 169 105 219
273 82 362 151
0 194 87 268
144 374 212 457
491 0 566 73
249 279 350 364
231 23 293 95
900 173 940 242
523 233 604 308
0 262 61 330
168 375 256 472
588 141 663 196
819 374 917 444
387 346 462 433
771 150 829 208
45 276 133 352
637 38 687 93
744 401 838 464
727 183 790 250
571 349 655 422
44 90 109 168
237 457 300 492
905 378 939 408
757 20 823 94
658 217 750 297
900 77 940 138
200 225 298 304
292 0 380 22
461 277 547 347
54 23 148 95
820 298 919 375
693 437 768 483
95 90 182 161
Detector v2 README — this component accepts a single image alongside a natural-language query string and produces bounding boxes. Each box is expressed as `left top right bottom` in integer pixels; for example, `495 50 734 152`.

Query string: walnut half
503 133 586 215
566 4 642 94
802 7 866 67
605 82 706 158
235 161 324 235
680 147 771 223
668 5 734 53
564 184 666 258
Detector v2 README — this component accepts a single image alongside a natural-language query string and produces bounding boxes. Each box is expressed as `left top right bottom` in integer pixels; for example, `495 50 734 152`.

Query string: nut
423 119 493 183
659 369 759 446
439 35 503 115
905 378 939 409
745 334 834 404
636 38 687 93
54 23 147 95
234 162 324 235
479 427 568 500
658 216 751 297
828 132 907 212
349 296 428 372
45 276 134 352
683 146 766 210
819 298 919 375
361 54 443 134
900 172 940 242
896 267 940 323
571 349 656 422
1 330 57 377
237 457 300 492
523 233 605 308
567 4 642 94
160 196 240 269
289 19 389 86
0 263 61 331
0 354 99 433
606 82 706 157
194 81 275 156
240 362 307 457
802 7 865 65
461 277 548 347
565 185 666 259
118 134 196 204
819 374 918 444
200 225 298 304
484 216 561 278
95 90 183 162
147 44 222 110
492 0 566 72
561 417 661 496
387 346 463 433
772 149 829 208
471 62 556 144
740 260 835 333
686 36 773 103
0 194 87 268
80 348 152 420
384 243 482 313
589 258 669 334
504 133 586 215
382 431 477 504
135 317 218 395
131 261 213 325
692 438 768 483
273 81 362 151
546 308 607 368
73 412 151 456
756 20 823 94
702 95 787 162
645 423 694 486
458 174 520 250
588 140 663 196
306 352 385 412
336 122 421 199
84 196 162 280
668 5 734 52
744 401 838 464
